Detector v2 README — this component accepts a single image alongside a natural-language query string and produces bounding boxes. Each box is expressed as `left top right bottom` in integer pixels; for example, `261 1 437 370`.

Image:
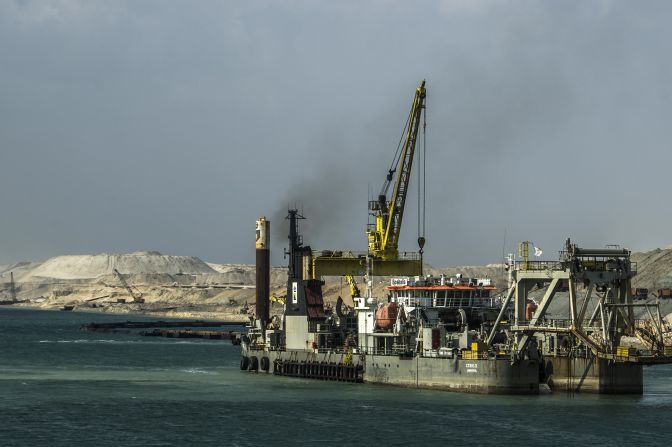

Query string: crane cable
418 97 427 245
422 96 426 239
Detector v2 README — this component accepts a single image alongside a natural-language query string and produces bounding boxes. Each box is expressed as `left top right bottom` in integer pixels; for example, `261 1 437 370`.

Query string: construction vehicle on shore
657 288 672 299
113 269 145 304
0 272 19 305
631 288 649 300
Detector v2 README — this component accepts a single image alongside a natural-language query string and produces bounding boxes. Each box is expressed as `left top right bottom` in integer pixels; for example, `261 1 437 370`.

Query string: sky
1 0 672 267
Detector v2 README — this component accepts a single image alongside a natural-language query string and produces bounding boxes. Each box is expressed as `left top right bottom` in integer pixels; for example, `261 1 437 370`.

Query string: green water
1 307 671 446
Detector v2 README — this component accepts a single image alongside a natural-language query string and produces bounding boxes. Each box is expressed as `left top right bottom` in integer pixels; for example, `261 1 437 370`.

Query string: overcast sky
1 0 672 267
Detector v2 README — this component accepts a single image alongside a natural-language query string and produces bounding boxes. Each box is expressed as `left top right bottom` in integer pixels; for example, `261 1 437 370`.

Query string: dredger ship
242 212 542 393
240 80 672 394
242 213 672 394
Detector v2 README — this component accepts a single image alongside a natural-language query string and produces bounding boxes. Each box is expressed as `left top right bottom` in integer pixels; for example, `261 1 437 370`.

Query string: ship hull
366 355 539 394
543 357 643 394
241 347 539 394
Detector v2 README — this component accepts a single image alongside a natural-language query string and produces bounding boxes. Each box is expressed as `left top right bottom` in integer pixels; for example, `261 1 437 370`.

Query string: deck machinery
488 239 672 393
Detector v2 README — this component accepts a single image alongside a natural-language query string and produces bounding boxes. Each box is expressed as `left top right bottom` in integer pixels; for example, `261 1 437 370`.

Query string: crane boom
367 80 426 260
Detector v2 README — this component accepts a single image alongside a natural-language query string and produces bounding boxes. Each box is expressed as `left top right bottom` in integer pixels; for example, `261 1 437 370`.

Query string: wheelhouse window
436 290 446 307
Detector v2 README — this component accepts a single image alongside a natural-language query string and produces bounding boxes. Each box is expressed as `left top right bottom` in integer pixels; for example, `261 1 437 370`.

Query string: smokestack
255 217 270 328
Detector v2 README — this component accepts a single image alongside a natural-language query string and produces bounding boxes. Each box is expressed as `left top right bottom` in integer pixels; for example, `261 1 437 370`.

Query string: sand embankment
2 248 672 321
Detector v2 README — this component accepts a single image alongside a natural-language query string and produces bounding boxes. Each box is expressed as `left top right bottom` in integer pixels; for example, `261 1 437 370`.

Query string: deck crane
311 80 427 277
270 292 286 306
367 79 426 262
345 275 361 298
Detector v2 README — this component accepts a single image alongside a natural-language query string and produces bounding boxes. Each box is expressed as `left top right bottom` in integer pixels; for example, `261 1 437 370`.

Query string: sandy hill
0 261 43 279
206 263 287 285
20 252 216 281
631 248 672 290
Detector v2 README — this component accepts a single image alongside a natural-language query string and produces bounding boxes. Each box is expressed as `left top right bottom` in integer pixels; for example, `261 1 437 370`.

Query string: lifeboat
375 302 399 330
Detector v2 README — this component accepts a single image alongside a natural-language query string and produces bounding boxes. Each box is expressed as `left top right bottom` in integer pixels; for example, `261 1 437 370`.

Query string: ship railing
308 321 337 333
358 347 411 356
422 348 460 358
312 249 421 261
460 351 490 360
516 261 563 271
516 318 655 331
542 319 572 328
514 319 574 328
564 259 637 274
517 259 638 275
313 249 365 259
315 347 352 355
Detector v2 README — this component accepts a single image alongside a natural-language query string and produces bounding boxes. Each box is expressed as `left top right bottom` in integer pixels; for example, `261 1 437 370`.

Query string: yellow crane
345 275 361 298
312 80 427 277
367 79 426 261
270 292 286 306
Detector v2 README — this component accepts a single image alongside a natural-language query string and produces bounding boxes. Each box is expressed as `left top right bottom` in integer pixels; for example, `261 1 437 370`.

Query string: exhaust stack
255 217 270 329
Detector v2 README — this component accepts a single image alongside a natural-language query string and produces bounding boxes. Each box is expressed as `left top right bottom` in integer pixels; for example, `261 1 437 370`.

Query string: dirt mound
1 261 43 280
207 263 288 286
22 252 216 280
631 248 672 290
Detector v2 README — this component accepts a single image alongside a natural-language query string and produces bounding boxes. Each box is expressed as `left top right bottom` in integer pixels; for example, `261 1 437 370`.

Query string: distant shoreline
1 302 249 323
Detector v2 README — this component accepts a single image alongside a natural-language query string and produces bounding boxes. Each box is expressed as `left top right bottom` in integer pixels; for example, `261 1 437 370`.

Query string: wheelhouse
387 275 497 309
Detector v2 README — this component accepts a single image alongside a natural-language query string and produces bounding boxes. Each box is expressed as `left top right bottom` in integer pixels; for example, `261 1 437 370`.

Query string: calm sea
1 307 671 446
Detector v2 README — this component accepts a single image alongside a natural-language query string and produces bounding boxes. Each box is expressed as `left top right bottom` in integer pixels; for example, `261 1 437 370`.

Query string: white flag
534 246 543 257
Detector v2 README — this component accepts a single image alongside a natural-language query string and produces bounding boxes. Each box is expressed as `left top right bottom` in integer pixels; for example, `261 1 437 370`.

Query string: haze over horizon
2 1 672 267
